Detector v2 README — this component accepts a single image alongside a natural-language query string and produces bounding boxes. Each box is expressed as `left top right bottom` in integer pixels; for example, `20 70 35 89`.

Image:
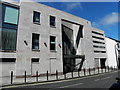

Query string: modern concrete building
106 37 120 68
91 28 107 69
0 0 108 77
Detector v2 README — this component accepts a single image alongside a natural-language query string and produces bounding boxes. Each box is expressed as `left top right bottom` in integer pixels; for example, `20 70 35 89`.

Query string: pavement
1 68 119 89
1 68 110 86
2 70 119 90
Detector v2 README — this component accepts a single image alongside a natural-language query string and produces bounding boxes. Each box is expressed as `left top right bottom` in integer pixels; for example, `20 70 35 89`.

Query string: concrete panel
2 63 15 76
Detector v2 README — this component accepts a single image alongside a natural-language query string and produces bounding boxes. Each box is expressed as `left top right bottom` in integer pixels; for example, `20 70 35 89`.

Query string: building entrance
100 58 106 69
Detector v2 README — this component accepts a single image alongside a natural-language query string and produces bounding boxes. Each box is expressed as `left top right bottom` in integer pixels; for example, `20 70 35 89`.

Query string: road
2 71 120 90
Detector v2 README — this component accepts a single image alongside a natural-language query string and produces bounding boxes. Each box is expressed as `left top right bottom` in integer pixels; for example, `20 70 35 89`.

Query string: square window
32 33 39 50
50 16 56 27
50 36 56 51
33 11 40 24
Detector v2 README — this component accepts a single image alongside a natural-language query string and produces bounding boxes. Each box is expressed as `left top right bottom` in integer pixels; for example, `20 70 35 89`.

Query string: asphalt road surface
2 71 120 90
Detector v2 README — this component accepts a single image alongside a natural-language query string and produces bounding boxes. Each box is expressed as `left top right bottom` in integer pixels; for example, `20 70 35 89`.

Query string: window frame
50 36 56 51
94 51 106 53
31 58 39 63
1 4 19 52
1 28 17 51
3 4 19 25
32 33 40 50
33 11 40 24
50 16 56 27
0 58 16 63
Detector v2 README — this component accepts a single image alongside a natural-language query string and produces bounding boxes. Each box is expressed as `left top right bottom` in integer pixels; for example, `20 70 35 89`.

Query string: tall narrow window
32 33 39 50
33 11 40 24
50 16 56 27
50 36 56 51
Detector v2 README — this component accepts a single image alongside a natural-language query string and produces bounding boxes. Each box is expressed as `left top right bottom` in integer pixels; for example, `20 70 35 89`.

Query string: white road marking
58 83 84 88
94 79 100 82
94 76 113 82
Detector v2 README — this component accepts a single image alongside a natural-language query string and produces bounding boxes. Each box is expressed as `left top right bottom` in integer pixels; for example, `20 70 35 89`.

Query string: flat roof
106 37 120 43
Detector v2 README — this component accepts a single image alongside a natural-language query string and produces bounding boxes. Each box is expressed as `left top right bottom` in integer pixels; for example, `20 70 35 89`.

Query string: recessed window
31 58 39 63
92 36 104 40
50 16 56 27
92 31 104 36
50 36 56 51
32 33 39 50
0 58 16 62
93 41 105 44
93 45 105 49
33 11 40 24
94 51 106 53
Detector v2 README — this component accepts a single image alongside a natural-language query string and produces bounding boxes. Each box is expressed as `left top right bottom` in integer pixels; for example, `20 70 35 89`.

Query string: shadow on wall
61 23 85 74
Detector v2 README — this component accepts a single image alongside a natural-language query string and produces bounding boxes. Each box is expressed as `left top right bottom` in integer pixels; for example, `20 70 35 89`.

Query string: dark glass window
93 41 105 44
32 33 39 50
0 58 16 62
93 45 105 49
33 11 40 24
31 58 39 63
94 51 106 53
92 31 104 36
50 16 55 27
1 4 18 51
50 36 56 51
1 28 17 51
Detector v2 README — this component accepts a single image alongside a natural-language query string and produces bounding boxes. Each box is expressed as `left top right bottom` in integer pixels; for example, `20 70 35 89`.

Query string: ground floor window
31 58 39 63
0 58 16 62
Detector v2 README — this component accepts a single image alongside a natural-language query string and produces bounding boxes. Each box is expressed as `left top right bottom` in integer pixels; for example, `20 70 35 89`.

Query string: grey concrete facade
1 0 107 77
91 28 107 68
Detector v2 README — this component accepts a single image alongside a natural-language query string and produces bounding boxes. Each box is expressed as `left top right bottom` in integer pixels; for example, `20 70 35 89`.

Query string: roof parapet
1 0 20 6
